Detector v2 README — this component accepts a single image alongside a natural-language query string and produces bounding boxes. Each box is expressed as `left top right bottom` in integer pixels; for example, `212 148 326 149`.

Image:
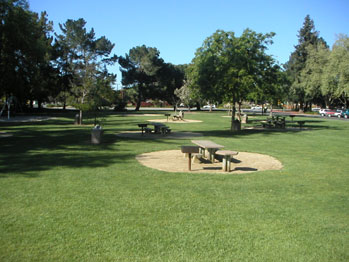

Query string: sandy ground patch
116 131 203 139
147 119 202 123
136 150 283 174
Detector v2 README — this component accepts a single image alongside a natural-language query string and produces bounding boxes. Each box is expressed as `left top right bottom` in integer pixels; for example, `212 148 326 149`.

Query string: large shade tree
119 45 164 111
188 29 276 131
55 18 117 124
0 0 56 109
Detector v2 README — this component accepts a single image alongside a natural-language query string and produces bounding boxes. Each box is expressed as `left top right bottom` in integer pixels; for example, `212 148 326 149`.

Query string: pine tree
286 15 327 111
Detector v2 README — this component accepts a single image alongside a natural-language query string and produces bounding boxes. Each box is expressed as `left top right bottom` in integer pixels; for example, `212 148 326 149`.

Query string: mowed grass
0 111 348 261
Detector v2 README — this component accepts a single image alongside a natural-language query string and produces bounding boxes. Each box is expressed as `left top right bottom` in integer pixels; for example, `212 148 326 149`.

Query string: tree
174 80 193 111
0 0 55 108
323 35 349 108
188 29 275 131
119 45 163 111
157 63 185 111
56 18 117 124
286 15 327 111
300 42 329 108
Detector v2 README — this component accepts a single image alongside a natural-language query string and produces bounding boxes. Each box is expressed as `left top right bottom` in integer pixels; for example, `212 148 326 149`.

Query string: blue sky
28 0 348 86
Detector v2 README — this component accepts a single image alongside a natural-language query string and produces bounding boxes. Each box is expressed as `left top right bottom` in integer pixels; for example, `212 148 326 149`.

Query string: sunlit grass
0 111 348 261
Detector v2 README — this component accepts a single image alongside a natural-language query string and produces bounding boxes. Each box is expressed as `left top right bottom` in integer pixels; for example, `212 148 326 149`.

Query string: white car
203 105 216 109
251 106 262 111
334 110 343 118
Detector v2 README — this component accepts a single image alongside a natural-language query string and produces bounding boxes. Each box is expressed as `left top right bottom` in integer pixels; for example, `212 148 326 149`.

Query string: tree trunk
135 100 141 111
230 103 241 131
196 102 201 111
79 110 83 125
135 86 142 111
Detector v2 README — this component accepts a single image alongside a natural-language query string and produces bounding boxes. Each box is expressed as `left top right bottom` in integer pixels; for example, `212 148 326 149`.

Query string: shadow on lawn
0 122 132 177
198 122 341 138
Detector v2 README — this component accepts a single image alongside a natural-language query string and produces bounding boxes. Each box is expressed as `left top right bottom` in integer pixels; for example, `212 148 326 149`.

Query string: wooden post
188 153 192 171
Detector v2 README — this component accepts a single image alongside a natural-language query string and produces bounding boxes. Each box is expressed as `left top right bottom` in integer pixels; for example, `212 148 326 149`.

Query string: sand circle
136 150 283 174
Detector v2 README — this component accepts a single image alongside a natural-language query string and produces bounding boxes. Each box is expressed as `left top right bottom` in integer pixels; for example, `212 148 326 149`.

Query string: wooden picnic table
149 122 166 134
191 140 224 162
137 123 148 135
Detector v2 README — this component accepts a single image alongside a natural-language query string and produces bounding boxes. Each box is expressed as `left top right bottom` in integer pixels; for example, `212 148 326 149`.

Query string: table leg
208 149 217 162
222 155 231 172
188 153 192 171
222 156 227 171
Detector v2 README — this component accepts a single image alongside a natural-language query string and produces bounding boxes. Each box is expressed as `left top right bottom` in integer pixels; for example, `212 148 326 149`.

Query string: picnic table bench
215 150 239 172
261 116 286 129
180 146 201 171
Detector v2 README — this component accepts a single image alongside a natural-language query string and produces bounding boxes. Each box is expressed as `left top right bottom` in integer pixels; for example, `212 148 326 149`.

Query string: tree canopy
188 29 280 130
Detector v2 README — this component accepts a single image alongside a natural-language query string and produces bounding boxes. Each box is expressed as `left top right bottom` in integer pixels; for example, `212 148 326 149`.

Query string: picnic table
138 122 171 135
137 123 148 135
191 140 224 162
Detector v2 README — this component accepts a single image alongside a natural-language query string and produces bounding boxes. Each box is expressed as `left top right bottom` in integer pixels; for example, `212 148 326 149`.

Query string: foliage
174 80 193 109
0 0 56 108
55 18 117 124
188 29 277 130
119 45 164 111
286 15 328 110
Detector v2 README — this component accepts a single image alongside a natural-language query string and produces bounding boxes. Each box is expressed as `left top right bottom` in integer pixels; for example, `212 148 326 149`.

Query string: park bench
144 127 153 134
261 116 286 129
215 150 239 172
261 120 273 128
180 146 202 171
160 126 171 134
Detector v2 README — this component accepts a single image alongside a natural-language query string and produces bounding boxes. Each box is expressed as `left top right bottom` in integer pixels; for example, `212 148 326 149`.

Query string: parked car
340 109 349 118
319 108 327 116
251 106 262 111
319 109 334 117
324 109 337 117
334 110 343 118
203 105 216 109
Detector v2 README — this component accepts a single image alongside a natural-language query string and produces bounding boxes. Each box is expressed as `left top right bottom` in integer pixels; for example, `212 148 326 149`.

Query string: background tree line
1 1 348 125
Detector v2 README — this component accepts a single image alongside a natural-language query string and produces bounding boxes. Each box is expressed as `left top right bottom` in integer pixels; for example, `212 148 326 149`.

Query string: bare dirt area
136 150 283 174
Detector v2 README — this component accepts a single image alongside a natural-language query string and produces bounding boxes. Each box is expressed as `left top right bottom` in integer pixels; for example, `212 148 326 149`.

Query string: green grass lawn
0 111 348 261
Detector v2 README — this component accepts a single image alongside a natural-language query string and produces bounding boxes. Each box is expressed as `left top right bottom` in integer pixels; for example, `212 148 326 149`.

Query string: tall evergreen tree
286 15 327 111
55 18 117 123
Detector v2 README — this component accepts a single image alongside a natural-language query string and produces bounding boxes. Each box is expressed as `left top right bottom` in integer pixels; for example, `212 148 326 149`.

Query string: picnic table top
191 140 224 149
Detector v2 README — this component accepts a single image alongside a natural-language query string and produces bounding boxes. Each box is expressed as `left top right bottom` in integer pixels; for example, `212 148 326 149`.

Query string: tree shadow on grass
0 125 131 177
197 122 342 138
